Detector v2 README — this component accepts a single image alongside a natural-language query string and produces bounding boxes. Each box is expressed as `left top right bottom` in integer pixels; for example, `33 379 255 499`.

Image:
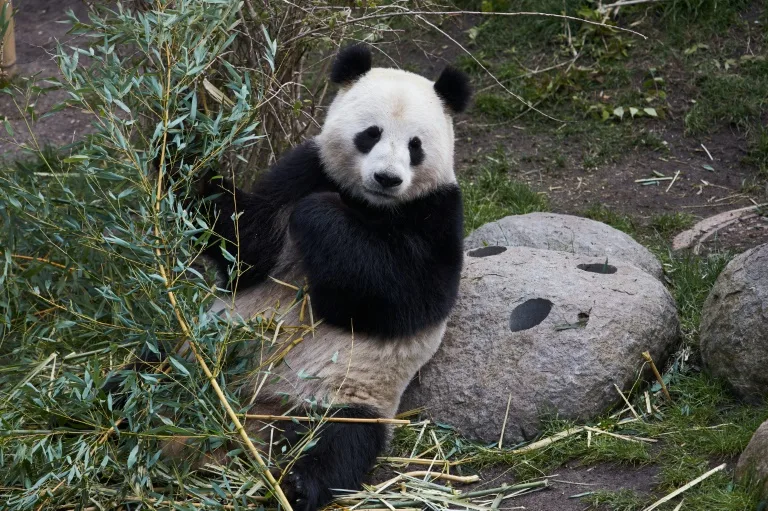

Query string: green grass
461 152 548 234
650 212 696 237
662 251 731 342
392 371 768 508
581 203 636 234
584 489 646 511
450 4 768 509
685 59 768 135
747 125 768 177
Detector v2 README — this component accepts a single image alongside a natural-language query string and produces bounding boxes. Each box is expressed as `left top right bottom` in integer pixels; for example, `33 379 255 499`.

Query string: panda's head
316 45 471 207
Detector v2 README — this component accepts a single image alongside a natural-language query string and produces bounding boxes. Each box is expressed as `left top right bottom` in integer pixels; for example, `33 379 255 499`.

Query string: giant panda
128 45 470 511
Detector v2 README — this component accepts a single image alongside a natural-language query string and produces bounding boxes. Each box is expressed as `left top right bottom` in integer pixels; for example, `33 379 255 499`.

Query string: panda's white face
316 68 457 206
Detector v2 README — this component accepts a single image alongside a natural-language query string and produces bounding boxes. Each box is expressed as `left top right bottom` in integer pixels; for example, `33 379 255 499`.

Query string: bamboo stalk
11 254 69 270
241 414 410 425
1 0 15 76
642 351 672 402
151 43 292 511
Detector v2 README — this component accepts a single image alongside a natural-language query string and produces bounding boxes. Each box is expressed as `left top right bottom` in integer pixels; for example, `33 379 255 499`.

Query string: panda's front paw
280 468 329 511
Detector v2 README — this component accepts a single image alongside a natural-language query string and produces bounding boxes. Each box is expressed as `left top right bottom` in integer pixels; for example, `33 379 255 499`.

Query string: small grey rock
465 213 663 280
400 246 679 444
736 419 768 498
700 244 768 402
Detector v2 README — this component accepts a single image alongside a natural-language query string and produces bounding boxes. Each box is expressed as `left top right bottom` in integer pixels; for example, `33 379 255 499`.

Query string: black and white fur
129 45 469 511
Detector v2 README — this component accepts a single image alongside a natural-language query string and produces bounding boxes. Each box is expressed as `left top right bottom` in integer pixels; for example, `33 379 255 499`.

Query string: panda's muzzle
373 172 403 189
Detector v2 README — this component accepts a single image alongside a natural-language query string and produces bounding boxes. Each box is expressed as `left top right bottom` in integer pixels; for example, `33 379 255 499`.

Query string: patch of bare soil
480 462 659 511
479 123 763 219
0 0 91 159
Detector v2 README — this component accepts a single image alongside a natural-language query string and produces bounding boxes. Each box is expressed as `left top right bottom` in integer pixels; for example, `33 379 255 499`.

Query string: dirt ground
0 0 91 159
0 1 763 509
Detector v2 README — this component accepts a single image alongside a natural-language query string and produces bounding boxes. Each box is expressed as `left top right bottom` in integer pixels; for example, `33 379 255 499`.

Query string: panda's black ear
331 44 372 85
434 66 472 114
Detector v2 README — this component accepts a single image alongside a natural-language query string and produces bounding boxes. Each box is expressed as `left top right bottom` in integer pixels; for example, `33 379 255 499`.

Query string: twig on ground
583 426 657 444
510 427 585 454
373 472 480 491
614 384 641 420
498 393 513 449
598 0 664 12
641 463 726 511
665 170 681 193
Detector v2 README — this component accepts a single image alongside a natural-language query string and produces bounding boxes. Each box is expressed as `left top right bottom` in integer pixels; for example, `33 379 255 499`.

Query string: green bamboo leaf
127 444 139 468
169 356 191 377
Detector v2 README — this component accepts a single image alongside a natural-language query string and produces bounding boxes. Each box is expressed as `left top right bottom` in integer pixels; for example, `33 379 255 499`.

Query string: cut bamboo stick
510 427 584 454
583 426 657 444
614 384 640 420
374 471 479 491
643 351 672 402
641 463 726 511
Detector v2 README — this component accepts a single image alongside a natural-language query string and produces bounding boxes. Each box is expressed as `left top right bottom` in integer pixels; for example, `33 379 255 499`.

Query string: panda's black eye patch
354 126 382 154
409 137 424 166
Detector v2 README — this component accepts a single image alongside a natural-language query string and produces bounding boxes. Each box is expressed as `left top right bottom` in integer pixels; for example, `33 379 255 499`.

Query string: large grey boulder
700 244 768 402
400 246 679 444
465 213 663 280
736 419 768 498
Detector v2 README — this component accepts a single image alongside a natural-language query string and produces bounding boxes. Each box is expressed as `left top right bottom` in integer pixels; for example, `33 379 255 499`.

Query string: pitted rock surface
400 246 679 444
464 213 663 280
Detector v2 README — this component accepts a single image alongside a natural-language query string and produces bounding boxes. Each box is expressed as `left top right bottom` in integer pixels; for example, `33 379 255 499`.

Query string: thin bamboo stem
150 41 292 511
241 414 409 425
373 472 479 491
641 463 725 511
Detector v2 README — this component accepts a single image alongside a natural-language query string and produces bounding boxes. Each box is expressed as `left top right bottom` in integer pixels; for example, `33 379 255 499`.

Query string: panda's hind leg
278 404 387 511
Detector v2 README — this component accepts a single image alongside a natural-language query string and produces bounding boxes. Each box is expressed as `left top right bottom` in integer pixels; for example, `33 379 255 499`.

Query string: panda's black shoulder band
331 44 372 84
289 185 464 339
434 66 472 114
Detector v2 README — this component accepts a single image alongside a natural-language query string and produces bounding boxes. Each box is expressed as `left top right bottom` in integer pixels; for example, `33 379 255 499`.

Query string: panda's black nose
374 172 403 188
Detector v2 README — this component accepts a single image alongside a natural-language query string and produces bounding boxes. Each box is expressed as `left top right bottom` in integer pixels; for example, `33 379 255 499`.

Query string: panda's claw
281 468 323 511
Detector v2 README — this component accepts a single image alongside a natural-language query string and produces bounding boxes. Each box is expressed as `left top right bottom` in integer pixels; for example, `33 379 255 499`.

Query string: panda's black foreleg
189 140 335 291
278 405 387 511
